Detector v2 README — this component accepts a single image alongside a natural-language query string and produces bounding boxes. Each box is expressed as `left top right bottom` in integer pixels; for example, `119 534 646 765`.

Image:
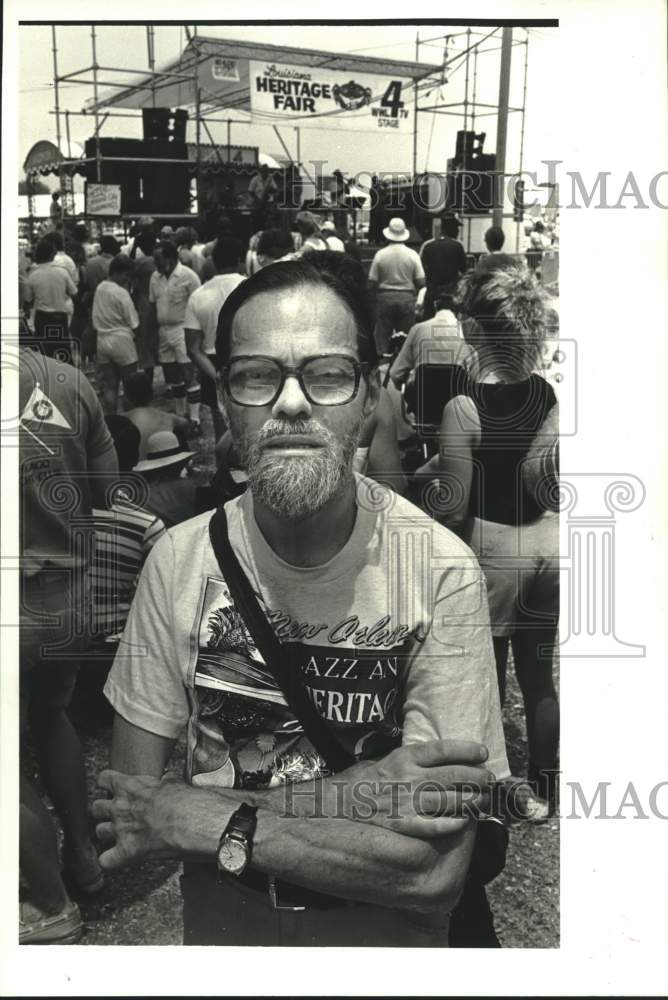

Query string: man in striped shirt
91 416 166 641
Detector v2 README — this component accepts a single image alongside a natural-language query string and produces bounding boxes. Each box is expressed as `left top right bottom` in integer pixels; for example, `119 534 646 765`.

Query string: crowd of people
18 202 560 948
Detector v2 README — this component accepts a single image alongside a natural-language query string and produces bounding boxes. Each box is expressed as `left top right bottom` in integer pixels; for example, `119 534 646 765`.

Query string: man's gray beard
235 417 363 520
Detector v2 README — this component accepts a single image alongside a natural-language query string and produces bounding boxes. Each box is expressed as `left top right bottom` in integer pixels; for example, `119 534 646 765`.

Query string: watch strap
217 803 258 867
225 802 258 841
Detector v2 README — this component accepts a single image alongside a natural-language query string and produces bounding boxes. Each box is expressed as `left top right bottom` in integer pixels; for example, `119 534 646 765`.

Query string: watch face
218 837 248 875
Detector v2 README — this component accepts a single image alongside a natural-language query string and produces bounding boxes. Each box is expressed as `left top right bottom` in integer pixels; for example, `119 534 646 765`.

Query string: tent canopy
24 139 85 175
83 35 441 116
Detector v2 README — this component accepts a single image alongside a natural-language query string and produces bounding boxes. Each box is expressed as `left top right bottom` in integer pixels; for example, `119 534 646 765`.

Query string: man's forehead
230 285 358 356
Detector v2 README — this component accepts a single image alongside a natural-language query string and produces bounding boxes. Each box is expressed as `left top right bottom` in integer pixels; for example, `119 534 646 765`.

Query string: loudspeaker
453 130 487 168
445 154 497 214
142 108 188 142
84 137 190 215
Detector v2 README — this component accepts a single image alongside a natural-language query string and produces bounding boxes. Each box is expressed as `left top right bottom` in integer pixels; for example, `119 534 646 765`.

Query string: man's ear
363 366 381 418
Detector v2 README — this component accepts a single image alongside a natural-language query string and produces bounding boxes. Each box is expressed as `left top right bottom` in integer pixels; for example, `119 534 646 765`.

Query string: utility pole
492 26 512 229
412 31 419 176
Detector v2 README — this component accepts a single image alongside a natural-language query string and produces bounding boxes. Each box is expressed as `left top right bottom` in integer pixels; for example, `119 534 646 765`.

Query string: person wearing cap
134 430 201 528
149 240 201 425
367 217 425 356
419 212 467 322
320 220 346 253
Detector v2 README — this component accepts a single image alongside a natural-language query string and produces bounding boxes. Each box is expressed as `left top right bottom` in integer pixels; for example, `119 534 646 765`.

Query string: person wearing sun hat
134 429 202 527
367 217 425 356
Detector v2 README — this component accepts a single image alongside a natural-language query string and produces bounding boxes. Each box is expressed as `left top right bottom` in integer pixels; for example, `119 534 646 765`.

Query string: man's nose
271 374 312 420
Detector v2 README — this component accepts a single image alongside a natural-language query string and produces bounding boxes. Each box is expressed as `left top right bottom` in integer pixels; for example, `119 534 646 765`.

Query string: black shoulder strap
208 506 354 774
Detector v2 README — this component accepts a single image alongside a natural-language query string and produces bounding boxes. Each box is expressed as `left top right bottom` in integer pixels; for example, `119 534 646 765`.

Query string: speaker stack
84 109 190 215
445 130 497 215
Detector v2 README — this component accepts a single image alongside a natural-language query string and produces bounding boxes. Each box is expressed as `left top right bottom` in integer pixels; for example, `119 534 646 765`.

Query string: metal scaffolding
23 24 531 250
413 26 530 251
29 26 442 227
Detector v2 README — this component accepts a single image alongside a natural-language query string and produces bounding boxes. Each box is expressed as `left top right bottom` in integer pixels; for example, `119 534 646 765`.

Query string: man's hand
281 739 493 838
92 770 186 871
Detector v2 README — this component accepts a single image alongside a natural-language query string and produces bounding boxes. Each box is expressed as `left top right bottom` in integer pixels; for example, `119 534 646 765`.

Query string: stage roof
83 35 442 116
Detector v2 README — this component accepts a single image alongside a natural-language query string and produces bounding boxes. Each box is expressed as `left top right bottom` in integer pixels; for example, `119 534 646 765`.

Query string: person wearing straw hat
367 217 425 356
134 430 200 528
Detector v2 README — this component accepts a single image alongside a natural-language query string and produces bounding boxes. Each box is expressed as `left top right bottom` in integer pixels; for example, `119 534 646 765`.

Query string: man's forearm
98 735 487 910
161 783 473 913
187 344 218 383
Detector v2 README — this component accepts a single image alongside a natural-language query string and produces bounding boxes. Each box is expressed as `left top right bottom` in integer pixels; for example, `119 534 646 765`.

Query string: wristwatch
216 803 258 878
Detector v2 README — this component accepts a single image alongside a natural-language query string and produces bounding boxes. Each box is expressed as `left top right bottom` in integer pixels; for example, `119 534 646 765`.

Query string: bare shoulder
443 394 480 431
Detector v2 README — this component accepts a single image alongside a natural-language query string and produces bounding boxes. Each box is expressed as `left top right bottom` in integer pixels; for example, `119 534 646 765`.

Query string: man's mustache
257 420 334 444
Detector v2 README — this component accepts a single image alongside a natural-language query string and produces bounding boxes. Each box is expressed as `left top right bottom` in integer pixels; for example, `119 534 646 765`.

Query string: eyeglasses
223 354 368 407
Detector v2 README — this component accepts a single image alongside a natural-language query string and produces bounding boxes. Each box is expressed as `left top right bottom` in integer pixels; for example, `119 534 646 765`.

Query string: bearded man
94 253 509 947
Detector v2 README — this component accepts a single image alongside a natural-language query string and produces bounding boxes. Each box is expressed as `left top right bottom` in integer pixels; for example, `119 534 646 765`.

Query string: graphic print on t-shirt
189 577 413 790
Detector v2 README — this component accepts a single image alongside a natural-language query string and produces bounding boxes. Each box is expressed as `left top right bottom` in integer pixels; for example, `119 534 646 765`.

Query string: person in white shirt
367 218 425 356
43 231 79 319
25 239 78 364
185 237 245 438
148 241 201 422
294 211 329 254
390 292 471 389
255 228 296 268
92 255 140 414
320 220 346 252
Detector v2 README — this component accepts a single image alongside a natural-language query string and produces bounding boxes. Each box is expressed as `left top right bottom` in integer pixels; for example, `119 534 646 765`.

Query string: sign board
249 60 414 133
86 182 122 216
189 144 258 166
211 57 240 82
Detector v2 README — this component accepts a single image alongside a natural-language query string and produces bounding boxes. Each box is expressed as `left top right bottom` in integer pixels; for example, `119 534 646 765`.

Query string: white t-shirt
325 234 345 252
369 244 425 293
52 252 79 316
105 480 509 789
149 262 201 335
184 273 246 355
92 280 139 337
390 309 471 385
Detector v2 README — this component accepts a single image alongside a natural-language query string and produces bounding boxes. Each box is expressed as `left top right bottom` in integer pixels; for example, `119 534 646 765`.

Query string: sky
18 22 559 186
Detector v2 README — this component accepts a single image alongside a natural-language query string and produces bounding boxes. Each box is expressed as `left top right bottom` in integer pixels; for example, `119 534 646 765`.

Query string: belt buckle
268 875 306 912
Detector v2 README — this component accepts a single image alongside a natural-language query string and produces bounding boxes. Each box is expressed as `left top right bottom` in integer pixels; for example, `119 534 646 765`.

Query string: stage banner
86 183 122 216
248 60 414 133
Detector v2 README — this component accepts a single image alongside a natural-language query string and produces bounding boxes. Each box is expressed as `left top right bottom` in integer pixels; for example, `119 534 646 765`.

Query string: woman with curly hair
437 266 559 818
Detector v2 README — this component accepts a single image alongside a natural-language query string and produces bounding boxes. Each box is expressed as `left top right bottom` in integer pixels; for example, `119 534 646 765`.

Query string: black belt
231 867 349 911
